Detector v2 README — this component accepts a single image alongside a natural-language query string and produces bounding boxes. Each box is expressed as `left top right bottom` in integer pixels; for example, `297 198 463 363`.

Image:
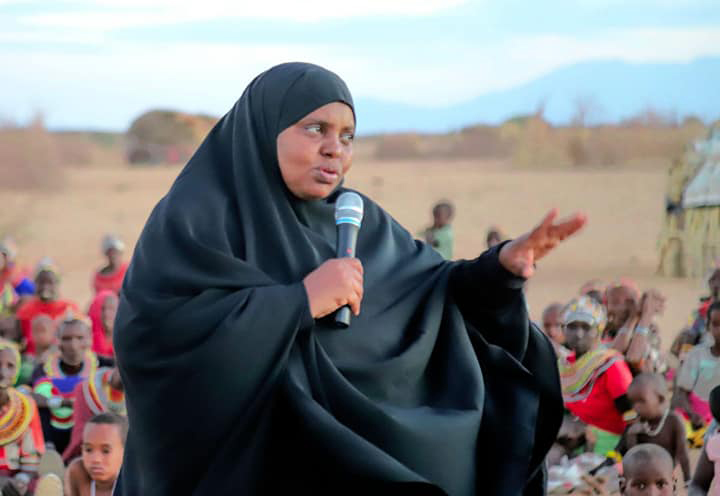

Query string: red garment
0 266 21 288
88 291 114 358
92 263 128 295
62 369 124 463
565 355 633 435
16 298 80 355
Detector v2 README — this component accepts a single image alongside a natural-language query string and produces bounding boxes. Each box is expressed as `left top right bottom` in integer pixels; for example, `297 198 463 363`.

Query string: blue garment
14 278 35 296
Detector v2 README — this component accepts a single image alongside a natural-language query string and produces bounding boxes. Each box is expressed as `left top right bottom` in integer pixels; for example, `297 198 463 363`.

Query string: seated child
618 373 690 482
620 444 675 496
64 413 126 496
0 339 44 495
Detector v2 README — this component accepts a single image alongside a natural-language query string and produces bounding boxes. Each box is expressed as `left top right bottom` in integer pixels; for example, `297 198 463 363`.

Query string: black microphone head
335 192 364 228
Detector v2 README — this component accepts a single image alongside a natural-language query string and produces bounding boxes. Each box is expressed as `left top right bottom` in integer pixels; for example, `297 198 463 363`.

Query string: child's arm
689 447 713 496
672 413 692 482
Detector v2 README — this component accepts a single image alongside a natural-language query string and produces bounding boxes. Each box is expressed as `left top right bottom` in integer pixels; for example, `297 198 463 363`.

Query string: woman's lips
315 167 339 184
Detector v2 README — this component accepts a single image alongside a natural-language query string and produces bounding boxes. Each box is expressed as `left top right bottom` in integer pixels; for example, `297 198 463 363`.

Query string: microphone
334 191 364 328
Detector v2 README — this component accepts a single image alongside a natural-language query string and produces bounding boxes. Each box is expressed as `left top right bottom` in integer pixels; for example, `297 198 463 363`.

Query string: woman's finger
529 209 558 240
548 212 587 241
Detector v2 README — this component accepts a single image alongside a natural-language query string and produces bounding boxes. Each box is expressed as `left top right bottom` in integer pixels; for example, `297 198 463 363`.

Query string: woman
559 297 633 455
87 291 118 359
114 62 585 495
0 239 34 314
92 235 128 296
0 339 44 495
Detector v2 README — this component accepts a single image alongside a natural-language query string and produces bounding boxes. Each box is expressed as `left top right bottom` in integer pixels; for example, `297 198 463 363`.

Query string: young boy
421 201 454 259
620 444 676 495
64 413 126 496
619 373 690 482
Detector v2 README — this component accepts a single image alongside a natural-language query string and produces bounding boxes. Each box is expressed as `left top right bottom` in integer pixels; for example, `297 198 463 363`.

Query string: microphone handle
334 223 359 328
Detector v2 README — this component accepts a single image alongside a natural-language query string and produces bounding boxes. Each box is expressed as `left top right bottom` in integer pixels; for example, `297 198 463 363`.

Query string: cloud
16 0 469 30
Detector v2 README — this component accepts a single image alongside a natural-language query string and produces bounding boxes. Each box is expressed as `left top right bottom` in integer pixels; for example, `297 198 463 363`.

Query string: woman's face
276 102 355 200
563 320 597 355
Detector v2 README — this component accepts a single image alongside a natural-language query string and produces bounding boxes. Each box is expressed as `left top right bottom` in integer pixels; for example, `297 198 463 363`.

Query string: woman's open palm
499 209 587 278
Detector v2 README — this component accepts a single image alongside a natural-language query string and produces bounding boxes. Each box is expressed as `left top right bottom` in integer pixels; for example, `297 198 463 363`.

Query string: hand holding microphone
302 192 364 325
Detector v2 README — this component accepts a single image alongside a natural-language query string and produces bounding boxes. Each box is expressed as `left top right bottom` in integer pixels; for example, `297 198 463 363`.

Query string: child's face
0 317 20 344
628 385 664 421
433 207 452 227
709 309 720 344
0 349 17 389
31 317 55 350
621 464 674 496
82 423 124 483
59 323 90 366
542 309 565 345
35 271 58 302
101 295 118 334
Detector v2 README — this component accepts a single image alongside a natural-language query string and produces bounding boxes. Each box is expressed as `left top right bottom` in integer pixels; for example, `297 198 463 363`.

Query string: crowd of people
543 271 720 495
3 206 720 495
0 236 126 496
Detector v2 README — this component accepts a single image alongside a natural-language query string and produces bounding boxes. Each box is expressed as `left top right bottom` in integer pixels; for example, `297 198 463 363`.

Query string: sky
2 0 720 131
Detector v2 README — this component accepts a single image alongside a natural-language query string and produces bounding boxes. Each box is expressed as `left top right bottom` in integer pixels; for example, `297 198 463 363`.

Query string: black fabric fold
113 62 562 496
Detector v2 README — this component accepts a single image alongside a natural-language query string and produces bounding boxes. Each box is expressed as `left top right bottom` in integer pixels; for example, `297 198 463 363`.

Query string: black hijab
114 62 561 495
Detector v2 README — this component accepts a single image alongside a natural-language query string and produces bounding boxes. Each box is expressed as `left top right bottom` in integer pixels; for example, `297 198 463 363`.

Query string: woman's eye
305 124 322 134
341 133 354 143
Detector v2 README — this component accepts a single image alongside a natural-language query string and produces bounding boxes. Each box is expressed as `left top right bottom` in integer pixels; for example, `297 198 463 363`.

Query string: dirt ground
1 160 706 346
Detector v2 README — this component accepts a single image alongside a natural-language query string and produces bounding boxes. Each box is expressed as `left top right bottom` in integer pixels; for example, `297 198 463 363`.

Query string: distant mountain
354 57 720 134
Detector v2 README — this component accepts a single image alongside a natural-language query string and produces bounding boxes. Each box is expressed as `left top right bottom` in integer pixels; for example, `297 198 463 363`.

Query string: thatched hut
658 128 720 277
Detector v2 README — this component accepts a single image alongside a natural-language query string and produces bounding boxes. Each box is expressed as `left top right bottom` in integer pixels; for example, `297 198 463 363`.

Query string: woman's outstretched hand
499 209 587 278
303 258 364 319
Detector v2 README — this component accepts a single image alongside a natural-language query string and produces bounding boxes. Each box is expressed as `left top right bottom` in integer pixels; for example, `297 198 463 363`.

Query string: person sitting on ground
17 315 58 387
620 444 676 496
31 315 111 454
63 367 125 463
64 413 126 496
0 314 22 349
0 339 44 496
87 291 117 359
674 301 720 431
616 373 690 482
92 235 128 296
689 385 720 495
421 201 455 259
605 281 665 374
559 296 634 456
16 259 79 356
0 239 35 315
542 302 569 358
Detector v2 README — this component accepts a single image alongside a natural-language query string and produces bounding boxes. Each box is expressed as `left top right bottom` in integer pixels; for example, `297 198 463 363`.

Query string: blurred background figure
486 226 504 250
93 235 127 296
421 201 455 259
0 238 35 315
15 259 79 357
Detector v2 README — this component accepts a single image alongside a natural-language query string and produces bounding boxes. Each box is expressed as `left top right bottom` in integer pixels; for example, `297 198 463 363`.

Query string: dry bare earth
1 160 705 347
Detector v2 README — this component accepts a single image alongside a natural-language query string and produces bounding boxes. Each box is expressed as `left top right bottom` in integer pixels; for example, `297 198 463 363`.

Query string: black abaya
113 62 562 495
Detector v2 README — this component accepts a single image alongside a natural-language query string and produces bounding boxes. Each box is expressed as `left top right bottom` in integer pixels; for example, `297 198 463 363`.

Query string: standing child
675 301 720 429
64 413 126 496
421 201 454 259
618 373 690 482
